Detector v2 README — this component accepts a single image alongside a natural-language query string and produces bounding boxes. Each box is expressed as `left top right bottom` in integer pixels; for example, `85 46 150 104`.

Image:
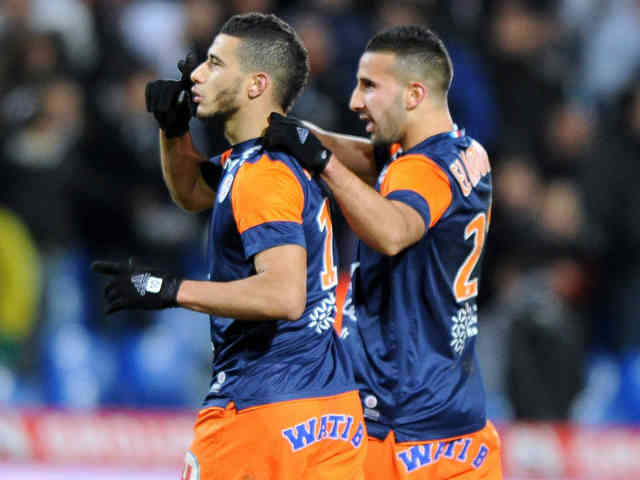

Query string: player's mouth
191 87 202 103
359 114 374 133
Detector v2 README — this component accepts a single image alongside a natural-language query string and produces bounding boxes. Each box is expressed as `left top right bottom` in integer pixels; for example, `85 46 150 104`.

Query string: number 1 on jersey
317 198 338 290
453 212 486 302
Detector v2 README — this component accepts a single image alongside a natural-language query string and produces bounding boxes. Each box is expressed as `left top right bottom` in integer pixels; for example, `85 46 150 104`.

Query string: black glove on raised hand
91 258 183 314
145 52 199 138
263 112 331 175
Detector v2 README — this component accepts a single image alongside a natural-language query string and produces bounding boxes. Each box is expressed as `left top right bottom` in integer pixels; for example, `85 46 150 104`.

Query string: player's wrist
320 152 339 178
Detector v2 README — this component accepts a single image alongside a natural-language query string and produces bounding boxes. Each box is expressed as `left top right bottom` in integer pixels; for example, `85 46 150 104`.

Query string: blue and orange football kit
342 129 502 479
182 139 366 480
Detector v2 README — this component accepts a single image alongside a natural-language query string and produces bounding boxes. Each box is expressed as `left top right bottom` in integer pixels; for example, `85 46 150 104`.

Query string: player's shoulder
258 147 313 182
232 147 311 198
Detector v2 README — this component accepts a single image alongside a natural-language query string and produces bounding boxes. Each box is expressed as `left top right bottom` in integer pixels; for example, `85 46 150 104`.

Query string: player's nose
191 63 205 84
349 88 363 112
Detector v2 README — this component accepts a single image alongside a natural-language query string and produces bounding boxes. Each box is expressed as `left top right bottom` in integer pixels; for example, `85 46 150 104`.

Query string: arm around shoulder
301 121 378 184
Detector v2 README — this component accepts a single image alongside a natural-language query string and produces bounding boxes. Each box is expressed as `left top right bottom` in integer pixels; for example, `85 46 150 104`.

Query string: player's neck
224 104 284 146
402 106 454 151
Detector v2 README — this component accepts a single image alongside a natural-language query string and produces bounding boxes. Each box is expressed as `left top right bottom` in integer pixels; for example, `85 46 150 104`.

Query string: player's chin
195 103 206 115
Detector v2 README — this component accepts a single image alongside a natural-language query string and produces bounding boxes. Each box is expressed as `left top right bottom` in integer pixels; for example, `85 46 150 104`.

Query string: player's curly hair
366 25 453 97
220 13 309 112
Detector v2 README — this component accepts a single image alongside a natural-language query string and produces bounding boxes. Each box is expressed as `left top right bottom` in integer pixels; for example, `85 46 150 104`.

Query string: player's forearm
176 273 306 321
160 131 214 212
302 121 377 184
321 156 424 256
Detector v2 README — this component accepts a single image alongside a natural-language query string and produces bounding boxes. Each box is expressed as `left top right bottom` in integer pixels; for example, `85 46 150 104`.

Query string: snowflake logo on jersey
308 292 336 334
450 302 478 355
342 294 357 323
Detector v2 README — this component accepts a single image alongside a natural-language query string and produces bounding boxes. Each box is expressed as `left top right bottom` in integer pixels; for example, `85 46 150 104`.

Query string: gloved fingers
147 81 183 113
105 282 122 303
105 298 127 315
158 83 182 112
176 90 186 106
267 112 303 128
145 82 154 112
91 260 126 275
268 112 285 124
178 52 199 80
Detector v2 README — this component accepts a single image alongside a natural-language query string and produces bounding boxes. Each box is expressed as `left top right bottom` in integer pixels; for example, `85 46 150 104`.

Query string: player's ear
406 81 426 110
248 72 269 99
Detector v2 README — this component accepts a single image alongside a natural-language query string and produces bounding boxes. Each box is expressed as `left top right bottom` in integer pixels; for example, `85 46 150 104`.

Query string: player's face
191 34 244 120
349 51 407 145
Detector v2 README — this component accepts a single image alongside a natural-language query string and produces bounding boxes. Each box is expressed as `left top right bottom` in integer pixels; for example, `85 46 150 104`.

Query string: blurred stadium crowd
1 0 640 426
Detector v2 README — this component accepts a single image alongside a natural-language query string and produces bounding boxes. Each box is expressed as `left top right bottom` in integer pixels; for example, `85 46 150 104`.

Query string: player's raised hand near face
145 52 199 138
91 258 183 314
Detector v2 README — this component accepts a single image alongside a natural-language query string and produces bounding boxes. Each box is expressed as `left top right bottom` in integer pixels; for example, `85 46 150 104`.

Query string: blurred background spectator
1 0 639 431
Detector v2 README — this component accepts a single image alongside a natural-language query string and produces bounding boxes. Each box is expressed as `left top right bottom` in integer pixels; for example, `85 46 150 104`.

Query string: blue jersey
342 129 492 442
201 138 355 410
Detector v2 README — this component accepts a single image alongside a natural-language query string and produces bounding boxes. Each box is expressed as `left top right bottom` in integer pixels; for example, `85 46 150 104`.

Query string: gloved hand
145 52 199 138
91 258 183 314
263 112 331 175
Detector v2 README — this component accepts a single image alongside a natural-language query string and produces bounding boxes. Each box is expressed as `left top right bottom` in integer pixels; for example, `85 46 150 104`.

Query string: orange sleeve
231 154 304 234
380 154 452 227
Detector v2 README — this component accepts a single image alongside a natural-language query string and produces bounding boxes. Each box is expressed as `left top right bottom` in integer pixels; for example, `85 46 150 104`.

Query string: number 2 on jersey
317 198 338 290
453 212 487 302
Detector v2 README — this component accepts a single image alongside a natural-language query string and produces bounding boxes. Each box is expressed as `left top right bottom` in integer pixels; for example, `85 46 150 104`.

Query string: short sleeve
231 154 306 257
381 154 452 229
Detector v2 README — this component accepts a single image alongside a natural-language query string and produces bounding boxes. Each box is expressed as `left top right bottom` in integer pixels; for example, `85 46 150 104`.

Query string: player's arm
301 120 378 184
160 130 216 212
92 156 308 319
90 245 306 320
177 244 306 320
322 155 425 255
264 113 378 184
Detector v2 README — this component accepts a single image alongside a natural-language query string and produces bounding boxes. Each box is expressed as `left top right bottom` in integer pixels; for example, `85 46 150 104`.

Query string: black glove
263 112 331 175
91 258 183 314
145 52 199 138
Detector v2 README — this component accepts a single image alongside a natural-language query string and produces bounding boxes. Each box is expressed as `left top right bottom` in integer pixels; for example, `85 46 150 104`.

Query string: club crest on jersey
217 173 234 203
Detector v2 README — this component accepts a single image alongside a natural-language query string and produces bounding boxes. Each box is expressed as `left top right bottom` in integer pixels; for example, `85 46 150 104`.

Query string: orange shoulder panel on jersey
231 154 305 235
380 154 452 228
219 148 233 168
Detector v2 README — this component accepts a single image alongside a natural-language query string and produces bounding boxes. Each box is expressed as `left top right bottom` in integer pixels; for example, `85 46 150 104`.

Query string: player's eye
361 79 375 89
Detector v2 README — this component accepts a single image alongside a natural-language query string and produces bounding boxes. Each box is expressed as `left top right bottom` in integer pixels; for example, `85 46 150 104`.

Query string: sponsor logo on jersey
281 415 365 452
396 439 489 473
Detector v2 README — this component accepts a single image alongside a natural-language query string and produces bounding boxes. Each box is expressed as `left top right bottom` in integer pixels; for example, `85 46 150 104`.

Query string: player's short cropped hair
365 25 453 97
220 13 309 112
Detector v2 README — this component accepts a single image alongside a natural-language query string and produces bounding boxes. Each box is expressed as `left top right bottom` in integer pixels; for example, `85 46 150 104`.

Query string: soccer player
264 25 503 479
92 13 366 480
